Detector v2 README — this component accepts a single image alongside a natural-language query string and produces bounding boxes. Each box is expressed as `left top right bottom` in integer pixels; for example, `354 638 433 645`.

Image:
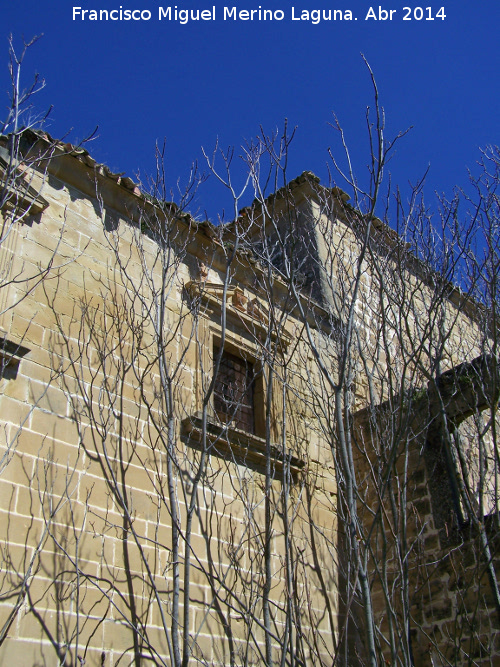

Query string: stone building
0 130 498 665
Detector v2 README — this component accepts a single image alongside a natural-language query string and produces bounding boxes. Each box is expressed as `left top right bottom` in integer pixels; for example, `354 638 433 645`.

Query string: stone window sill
182 412 304 480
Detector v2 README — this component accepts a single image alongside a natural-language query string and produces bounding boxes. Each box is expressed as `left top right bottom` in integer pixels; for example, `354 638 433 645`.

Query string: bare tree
0 115 342 666
1 49 499 667
222 74 500 666
0 35 96 651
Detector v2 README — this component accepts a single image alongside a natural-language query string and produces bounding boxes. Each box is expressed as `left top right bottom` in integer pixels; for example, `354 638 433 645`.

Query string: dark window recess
0 337 30 380
214 347 255 433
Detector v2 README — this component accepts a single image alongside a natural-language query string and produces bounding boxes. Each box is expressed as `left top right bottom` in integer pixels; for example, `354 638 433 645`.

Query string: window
181 281 303 478
213 346 255 434
0 336 29 380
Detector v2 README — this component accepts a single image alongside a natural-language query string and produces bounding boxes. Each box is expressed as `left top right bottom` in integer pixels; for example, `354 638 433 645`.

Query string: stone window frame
0 147 49 217
182 280 303 479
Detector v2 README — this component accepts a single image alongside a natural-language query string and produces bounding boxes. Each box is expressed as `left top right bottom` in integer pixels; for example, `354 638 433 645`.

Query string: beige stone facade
0 135 340 666
0 131 498 665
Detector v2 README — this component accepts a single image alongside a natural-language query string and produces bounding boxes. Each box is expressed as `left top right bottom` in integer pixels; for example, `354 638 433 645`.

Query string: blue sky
2 1 499 221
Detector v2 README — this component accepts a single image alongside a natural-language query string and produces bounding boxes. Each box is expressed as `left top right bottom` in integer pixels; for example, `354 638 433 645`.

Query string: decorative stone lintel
0 151 49 217
185 280 291 348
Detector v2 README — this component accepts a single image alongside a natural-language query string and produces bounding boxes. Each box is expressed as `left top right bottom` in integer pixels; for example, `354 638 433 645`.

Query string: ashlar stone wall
0 142 340 666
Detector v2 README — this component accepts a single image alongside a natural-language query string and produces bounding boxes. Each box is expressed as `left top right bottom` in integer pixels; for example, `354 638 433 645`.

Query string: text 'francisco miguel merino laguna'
73 6 361 23
72 6 447 23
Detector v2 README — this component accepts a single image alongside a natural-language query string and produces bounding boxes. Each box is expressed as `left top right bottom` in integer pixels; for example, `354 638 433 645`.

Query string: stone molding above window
0 150 49 217
0 182 49 216
185 280 292 349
